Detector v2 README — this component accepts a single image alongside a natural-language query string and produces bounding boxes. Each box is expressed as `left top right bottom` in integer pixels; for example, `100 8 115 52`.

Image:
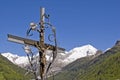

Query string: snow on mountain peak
1 52 29 67
69 44 97 53
2 52 19 62
63 44 97 63
1 44 98 69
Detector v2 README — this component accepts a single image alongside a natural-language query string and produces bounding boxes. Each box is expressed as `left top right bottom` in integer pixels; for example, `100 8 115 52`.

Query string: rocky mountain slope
48 41 120 80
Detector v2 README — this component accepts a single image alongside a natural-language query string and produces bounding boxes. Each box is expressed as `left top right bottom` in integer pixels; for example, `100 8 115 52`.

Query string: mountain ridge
1 44 98 69
48 41 120 80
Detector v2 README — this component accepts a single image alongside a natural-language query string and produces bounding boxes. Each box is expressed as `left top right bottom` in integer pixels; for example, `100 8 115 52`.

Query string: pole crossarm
8 34 65 52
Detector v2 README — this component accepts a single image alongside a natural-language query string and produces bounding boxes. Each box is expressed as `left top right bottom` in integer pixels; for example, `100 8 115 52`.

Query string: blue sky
0 0 120 56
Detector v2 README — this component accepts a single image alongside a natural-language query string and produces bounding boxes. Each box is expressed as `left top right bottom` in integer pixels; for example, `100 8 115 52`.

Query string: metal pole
39 7 46 80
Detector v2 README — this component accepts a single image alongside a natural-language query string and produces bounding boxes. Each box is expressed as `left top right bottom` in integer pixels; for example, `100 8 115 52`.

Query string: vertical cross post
39 7 46 80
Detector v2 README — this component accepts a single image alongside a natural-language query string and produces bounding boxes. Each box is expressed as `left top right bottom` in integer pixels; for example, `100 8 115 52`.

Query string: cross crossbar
8 34 65 52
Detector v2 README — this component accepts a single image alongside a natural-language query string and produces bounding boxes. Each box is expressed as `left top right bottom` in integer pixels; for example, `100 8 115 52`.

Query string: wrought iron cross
7 7 65 80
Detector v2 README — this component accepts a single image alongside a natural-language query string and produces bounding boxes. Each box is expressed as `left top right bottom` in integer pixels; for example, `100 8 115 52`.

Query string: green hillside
0 54 33 80
77 44 120 80
48 42 120 80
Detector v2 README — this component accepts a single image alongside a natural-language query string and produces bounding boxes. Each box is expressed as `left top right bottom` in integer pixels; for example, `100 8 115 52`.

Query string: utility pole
7 7 65 80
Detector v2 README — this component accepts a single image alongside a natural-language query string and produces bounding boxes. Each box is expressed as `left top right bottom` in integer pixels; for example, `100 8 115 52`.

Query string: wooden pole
39 7 46 80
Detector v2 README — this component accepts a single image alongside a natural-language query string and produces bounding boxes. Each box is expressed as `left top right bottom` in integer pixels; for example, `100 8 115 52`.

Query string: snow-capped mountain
1 52 29 67
63 44 97 64
1 44 98 69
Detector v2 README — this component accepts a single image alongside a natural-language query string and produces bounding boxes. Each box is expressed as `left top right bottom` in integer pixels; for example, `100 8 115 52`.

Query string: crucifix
7 7 65 80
